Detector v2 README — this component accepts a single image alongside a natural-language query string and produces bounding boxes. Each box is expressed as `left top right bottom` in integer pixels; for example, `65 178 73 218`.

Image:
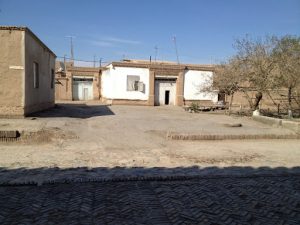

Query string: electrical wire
56 56 109 64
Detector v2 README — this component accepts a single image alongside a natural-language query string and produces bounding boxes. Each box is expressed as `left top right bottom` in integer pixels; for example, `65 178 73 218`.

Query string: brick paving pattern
0 175 299 225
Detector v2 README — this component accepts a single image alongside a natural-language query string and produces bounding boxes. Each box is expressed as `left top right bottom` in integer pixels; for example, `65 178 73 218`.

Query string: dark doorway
218 92 226 102
165 90 170 105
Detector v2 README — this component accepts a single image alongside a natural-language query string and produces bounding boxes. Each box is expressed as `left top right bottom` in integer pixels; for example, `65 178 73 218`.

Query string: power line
56 56 108 64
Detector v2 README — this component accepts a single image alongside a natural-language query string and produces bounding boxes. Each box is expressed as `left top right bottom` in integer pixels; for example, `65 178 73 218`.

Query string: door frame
154 78 177 106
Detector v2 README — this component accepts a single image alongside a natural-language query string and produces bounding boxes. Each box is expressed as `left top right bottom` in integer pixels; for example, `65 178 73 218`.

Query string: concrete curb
253 115 300 134
282 120 300 134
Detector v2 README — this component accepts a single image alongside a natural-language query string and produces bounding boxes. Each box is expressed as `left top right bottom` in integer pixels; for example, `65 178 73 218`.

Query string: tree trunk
241 89 254 110
254 91 263 110
288 87 293 118
228 92 234 115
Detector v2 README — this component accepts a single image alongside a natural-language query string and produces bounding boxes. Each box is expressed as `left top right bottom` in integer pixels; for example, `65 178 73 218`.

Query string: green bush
190 102 199 112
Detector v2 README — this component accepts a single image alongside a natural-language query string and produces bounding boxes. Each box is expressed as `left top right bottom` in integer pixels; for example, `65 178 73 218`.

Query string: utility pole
71 37 74 61
154 45 158 62
172 36 180 65
99 58 102 67
93 55 96 68
63 54 67 72
65 36 75 62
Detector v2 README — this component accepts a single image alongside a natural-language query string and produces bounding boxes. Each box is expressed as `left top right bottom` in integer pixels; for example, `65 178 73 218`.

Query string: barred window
33 62 39 88
127 75 140 91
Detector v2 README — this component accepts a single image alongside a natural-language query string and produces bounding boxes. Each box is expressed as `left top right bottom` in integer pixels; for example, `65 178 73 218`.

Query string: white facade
101 63 218 104
101 65 149 100
183 70 218 103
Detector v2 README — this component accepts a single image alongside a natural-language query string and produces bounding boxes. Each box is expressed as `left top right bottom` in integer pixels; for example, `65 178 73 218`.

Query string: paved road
0 175 299 225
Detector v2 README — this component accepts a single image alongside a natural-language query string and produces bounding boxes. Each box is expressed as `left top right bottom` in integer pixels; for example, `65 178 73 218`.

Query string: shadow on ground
29 103 114 119
1 166 300 184
0 166 299 224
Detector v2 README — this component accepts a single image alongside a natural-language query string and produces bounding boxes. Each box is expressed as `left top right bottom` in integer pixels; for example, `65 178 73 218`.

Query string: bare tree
233 36 278 110
272 36 300 117
204 35 300 116
213 58 245 114
210 36 278 112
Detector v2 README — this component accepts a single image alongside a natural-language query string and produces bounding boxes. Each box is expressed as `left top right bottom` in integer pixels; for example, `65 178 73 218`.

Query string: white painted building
101 64 149 102
100 60 218 106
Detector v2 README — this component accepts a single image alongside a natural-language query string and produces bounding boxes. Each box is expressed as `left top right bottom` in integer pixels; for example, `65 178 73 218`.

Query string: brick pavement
0 175 299 225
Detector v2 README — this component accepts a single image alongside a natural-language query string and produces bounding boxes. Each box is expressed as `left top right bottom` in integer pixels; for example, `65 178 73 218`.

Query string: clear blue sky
1 0 299 65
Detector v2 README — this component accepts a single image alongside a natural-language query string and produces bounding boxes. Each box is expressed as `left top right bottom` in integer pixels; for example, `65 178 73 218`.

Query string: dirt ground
0 102 299 173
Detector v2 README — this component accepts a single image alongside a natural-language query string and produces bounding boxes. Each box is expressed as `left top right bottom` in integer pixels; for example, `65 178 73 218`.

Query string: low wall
282 120 300 134
252 115 282 127
167 132 300 140
101 98 149 106
253 115 300 134
184 100 214 106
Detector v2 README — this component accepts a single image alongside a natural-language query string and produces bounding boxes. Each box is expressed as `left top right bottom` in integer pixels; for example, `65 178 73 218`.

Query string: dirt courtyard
0 102 299 178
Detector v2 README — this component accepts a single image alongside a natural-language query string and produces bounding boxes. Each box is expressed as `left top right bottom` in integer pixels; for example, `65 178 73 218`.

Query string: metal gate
72 77 93 100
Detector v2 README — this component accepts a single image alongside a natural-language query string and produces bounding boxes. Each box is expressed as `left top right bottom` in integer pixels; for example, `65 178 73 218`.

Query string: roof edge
0 26 56 57
110 61 215 71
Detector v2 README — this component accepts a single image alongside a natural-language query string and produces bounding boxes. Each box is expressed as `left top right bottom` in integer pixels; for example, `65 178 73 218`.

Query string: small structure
101 59 218 106
55 62 101 101
55 59 218 106
0 26 56 117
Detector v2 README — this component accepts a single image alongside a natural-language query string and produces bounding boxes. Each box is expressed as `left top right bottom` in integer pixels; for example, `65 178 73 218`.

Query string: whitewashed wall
101 65 149 100
184 70 218 102
101 65 113 99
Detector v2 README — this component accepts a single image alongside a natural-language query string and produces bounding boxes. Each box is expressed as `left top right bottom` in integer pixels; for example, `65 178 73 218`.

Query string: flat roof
0 26 56 57
109 59 215 71
67 66 103 73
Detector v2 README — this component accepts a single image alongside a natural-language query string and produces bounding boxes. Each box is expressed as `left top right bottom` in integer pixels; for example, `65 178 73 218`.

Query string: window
127 75 140 91
33 62 39 88
51 69 54 89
